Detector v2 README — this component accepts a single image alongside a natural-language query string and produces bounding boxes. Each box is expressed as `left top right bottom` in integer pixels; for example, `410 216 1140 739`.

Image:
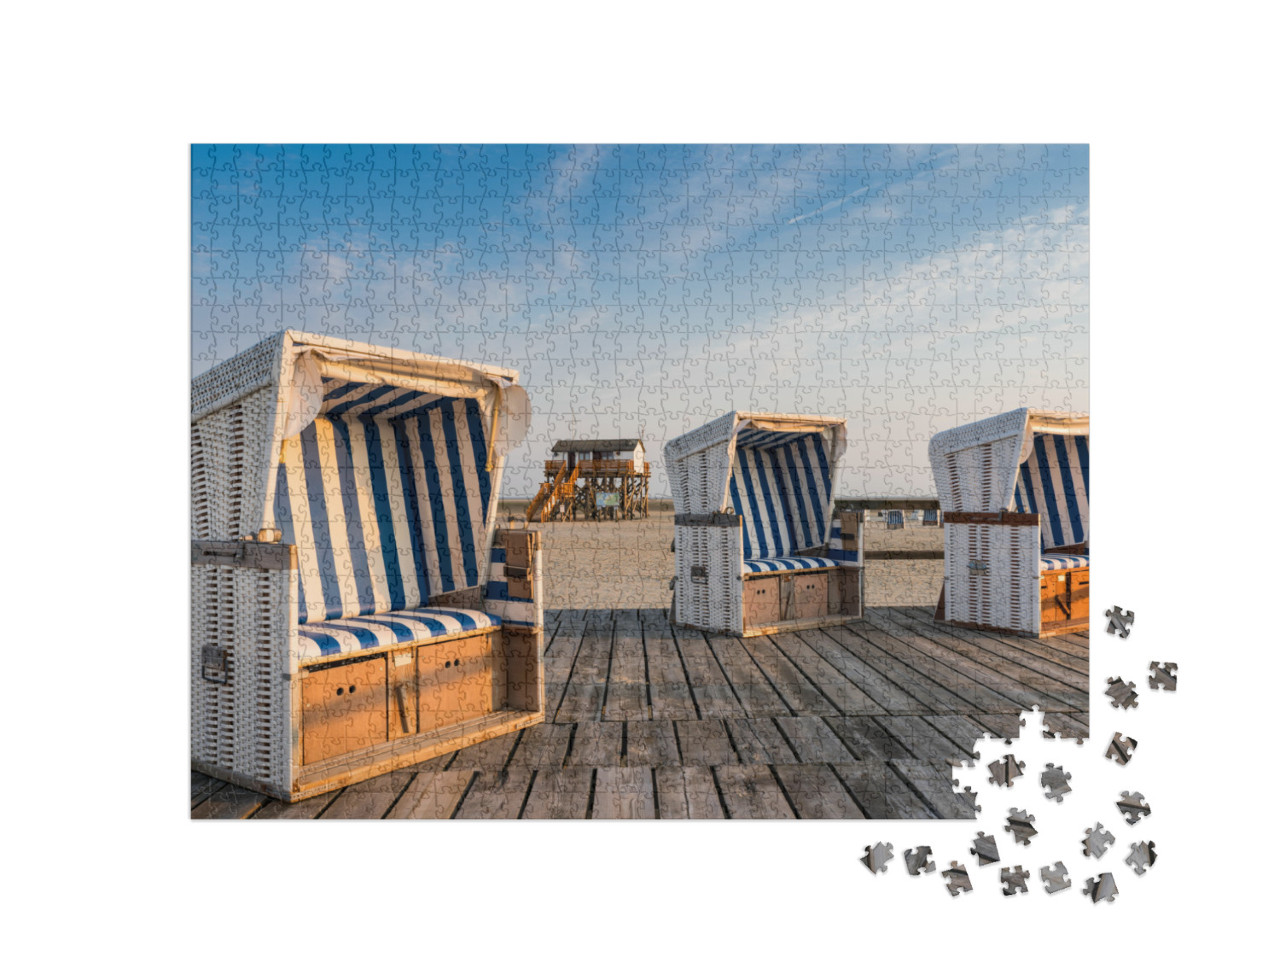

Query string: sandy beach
511 509 944 611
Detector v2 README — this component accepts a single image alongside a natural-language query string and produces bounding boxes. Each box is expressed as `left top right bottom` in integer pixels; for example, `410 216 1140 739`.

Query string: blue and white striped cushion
1013 433 1089 551
827 518 859 565
296 607 501 663
275 395 495 624
484 544 540 628
727 432 833 559
743 555 841 574
1040 553 1089 572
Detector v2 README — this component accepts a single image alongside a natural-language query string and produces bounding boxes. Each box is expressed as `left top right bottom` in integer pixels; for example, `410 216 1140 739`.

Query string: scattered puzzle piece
1005 808 1038 846
971 831 1000 866
987 754 1025 787
1083 822 1116 859
943 861 972 897
1117 791 1151 825
1041 862 1071 894
1083 873 1120 903
1001 865 1030 896
1105 676 1139 710
1149 662 1177 691
1105 606 1134 637
904 847 936 876
1125 841 1157 876
861 842 893 874
1106 732 1138 765
1042 763 1072 803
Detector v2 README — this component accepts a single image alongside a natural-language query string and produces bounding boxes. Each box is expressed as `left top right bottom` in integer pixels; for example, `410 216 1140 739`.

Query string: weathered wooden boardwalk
191 606 1089 819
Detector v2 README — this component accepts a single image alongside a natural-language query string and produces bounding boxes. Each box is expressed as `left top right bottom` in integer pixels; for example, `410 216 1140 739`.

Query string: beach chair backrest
273 385 496 624
1012 432 1089 550
727 430 833 559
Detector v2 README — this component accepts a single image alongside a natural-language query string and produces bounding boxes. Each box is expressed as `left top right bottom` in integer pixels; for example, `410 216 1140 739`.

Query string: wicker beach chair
191 331 544 801
665 412 863 636
929 407 1089 637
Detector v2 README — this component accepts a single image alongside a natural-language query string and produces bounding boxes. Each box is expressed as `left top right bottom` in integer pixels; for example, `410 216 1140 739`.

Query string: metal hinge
968 561 989 573
202 644 229 684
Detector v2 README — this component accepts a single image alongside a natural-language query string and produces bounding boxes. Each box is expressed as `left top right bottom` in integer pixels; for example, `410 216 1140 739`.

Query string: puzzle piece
1105 606 1134 637
1083 873 1120 903
988 754 1025 787
1001 865 1030 896
971 831 1000 866
943 861 972 897
1149 662 1178 691
1106 732 1138 765
1105 676 1139 710
1041 763 1072 803
1041 862 1071 894
861 842 893 874
1117 791 1151 825
904 847 936 876
952 781 982 814
1083 822 1116 859
1005 808 1038 845
1125 841 1157 875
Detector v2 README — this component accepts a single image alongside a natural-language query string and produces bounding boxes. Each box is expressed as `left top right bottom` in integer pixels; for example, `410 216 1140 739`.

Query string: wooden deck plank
554 683 606 723
592 767 657 819
655 767 725 819
521 768 594 819
795 628 925 714
850 617 1027 713
774 716 859 764
773 764 867 819
191 783 269 820
874 715 973 765
446 728 522 771
714 764 795 818
602 682 650 721
769 631 886 715
570 623 614 685
970 713 1030 741
319 771 415 819
624 720 682 767
704 634 794 716
736 634 841 715
873 608 1087 710
567 721 625 767
890 760 978 819
385 770 474 819
644 626 693 685
648 681 700 721
724 718 800 765
454 768 535 819
506 722 572 769
251 790 338 819
190 771 223 806
676 719 739 766
893 606 1090 674
1045 711 1090 741
608 623 647 684
831 762 934 819
824 622 960 712
920 714 988 760
824 716 912 760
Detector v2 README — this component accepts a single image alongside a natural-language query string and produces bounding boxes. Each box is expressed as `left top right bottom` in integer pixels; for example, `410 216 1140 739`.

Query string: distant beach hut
922 508 940 526
191 330 545 801
665 411 863 636
929 407 1089 637
885 509 905 530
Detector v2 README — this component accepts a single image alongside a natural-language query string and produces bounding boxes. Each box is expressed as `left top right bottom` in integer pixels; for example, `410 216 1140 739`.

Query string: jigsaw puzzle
1083 874 1120 903
1105 733 1139 766
1042 764 1073 802
1083 823 1116 859
1125 841 1157 876
1041 862 1072 895
1149 662 1178 691
1005 808 1038 846
943 862 973 897
190 144 1090 821
1001 865 1031 896
1116 791 1151 824
904 847 936 876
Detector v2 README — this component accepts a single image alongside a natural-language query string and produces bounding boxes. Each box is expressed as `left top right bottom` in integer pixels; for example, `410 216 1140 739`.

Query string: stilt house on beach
527 438 650 521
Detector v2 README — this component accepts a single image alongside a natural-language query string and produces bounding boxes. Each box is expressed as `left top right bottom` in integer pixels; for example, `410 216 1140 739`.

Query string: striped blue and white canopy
1012 433 1090 550
275 380 496 624
727 429 835 560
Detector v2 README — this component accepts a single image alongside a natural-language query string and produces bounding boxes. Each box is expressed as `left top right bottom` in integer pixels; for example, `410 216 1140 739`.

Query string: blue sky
192 144 1088 496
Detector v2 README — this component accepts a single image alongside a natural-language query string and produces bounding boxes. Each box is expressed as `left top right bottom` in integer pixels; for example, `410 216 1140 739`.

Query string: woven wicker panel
944 522 1039 634
191 332 283 421
674 524 742 633
191 386 276 540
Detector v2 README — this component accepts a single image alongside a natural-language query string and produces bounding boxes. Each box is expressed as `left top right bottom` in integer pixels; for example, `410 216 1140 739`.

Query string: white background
3 1 1272 957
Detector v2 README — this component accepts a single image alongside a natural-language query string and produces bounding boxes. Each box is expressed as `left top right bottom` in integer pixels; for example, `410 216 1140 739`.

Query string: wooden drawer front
743 577 780 628
1041 572 1071 625
301 656 389 765
791 572 829 620
1070 569 1089 621
418 635 494 731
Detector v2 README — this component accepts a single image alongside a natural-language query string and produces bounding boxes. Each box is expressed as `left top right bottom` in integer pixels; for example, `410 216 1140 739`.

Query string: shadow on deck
191 606 1089 819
